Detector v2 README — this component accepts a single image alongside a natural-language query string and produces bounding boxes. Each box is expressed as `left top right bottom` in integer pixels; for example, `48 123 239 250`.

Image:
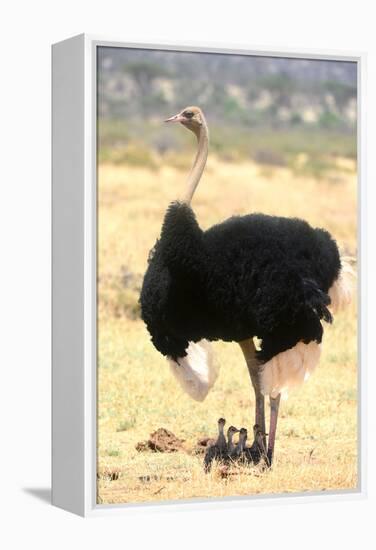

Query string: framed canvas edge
52 33 367 517
52 33 87 517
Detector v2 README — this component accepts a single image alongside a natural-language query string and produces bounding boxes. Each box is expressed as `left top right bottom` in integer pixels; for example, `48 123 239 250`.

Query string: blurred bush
97 48 357 178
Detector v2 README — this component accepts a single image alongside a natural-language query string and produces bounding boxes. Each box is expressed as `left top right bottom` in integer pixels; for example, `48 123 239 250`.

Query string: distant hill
98 47 357 131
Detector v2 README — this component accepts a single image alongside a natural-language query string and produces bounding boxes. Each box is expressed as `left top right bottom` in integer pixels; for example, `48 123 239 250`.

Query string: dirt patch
192 437 216 455
136 428 185 453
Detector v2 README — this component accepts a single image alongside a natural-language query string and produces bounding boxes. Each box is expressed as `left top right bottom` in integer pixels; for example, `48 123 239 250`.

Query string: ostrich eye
183 110 194 118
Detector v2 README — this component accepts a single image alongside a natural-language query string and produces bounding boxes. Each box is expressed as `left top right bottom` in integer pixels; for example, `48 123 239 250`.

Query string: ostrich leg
239 339 266 449
267 394 281 466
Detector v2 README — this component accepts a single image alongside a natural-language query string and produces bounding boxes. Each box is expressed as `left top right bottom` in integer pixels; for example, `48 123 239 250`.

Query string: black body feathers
140 202 341 362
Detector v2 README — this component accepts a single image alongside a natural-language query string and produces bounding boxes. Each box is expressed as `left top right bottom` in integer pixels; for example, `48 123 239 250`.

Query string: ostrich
140 106 353 466
204 417 228 472
244 424 269 465
233 428 248 459
227 425 240 457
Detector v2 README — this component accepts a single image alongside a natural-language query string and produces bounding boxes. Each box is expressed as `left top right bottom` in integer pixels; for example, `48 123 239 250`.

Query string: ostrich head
217 417 226 436
238 428 248 451
253 424 261 437
253 423 268 438
165 106 207 138
227 425 239 436
239 427 248 438
164 106 209 204
239 428 248 443
227 425 240 445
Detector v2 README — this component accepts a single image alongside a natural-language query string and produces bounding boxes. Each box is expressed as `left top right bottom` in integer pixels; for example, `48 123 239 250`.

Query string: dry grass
97 157 357 505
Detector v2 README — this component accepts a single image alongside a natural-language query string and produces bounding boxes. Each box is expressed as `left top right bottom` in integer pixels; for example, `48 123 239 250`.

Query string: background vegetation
98 48 357 177
97 48 357 504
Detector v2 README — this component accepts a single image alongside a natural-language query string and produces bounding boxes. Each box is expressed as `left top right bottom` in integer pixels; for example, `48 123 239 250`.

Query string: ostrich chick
227 426 240 457
244 424 269 465
233 428 248 459
204 418 227 472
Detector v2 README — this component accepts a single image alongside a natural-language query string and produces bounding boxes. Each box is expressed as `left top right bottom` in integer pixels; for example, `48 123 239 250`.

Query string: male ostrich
140 106 352 466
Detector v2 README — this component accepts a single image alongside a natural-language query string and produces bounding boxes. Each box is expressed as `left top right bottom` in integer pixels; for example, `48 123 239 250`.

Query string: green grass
117 419 137 432
98 119 356 179
106 448 122 457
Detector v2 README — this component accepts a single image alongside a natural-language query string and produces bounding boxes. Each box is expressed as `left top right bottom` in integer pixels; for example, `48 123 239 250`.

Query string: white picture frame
52 33 366 517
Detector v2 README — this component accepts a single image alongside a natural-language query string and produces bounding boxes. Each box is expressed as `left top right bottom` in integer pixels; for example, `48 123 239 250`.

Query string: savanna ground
97 151 357 505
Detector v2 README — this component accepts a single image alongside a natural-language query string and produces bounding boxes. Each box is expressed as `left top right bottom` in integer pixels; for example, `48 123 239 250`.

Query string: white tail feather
167 340 219 402
328 257 355 313
260 257 355 399
260 341 321 399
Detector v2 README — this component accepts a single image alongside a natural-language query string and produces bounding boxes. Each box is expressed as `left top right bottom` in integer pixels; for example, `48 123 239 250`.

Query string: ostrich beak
164 113 184 123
